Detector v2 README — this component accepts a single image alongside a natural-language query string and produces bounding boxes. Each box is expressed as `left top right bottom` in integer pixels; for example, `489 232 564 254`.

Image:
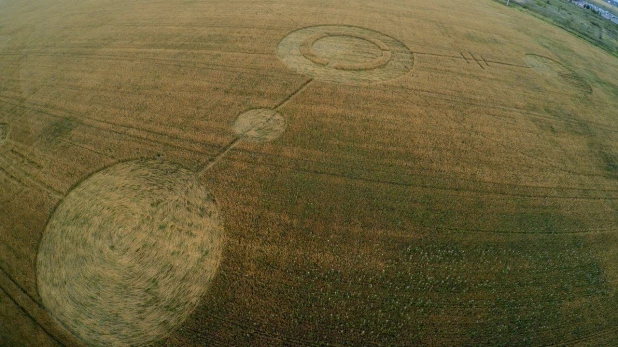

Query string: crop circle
37 159 224 346
525 54 592 94
232 109 286 142
277 25 413 85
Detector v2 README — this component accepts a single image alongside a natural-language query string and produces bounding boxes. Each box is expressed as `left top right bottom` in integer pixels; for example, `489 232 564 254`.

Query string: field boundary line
9 148 43 169
0 285 65 347
0 165 26 203
0 94 223 159
377 85 618 134
274 78 314 110
0 154 63 199
469 51 485 69
197 138 243 175
258 2 299 28
412 51 528 68
460 52 470 63
59 139 116 160
227 151 618 200
0 165 24 188
0 265 80 346
481 55 490 66
198 78 313 174
0 51 284 78
229 144 618 195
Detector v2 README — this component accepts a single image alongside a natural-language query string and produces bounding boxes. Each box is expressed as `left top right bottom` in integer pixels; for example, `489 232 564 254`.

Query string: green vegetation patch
502 0 618 57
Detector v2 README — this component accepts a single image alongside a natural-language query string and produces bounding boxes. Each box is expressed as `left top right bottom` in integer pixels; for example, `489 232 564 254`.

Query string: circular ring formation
299 32 392 71
277 25 413 85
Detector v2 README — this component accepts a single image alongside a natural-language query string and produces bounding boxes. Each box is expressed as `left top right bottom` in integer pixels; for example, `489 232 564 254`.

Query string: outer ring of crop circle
276 25 414 85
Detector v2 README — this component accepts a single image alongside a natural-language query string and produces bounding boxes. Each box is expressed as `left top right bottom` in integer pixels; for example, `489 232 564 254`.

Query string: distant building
572 0 618 24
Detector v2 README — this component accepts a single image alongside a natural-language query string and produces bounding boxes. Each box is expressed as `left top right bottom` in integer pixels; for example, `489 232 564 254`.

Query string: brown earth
1 0 618 346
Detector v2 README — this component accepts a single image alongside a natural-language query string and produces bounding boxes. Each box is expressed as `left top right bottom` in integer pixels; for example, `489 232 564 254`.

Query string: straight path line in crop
0 286 65 347
273 78 314 110
0 165 26 202
0 265 74 346
469 51 485 69
0 94 197 149
47 23 293 31
258 2 299 28
0 153 63 199
59 138 116 160
198 78 314 176
460 52 470 63
4 46 532 75
412 51 528 68
0 47 277 61
228 151 618 201
0 94 222 160
481 55 489 66
482 59 529 68
381 85 618 134
0 51 283 78
412 51 462 59
8 148 43 169
5 81 614 197
197 138 243 175
204 145 618 195
0 165 23 187
3 84 616 195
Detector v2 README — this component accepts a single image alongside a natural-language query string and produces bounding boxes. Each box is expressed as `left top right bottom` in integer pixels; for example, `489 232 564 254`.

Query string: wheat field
1 0 618 345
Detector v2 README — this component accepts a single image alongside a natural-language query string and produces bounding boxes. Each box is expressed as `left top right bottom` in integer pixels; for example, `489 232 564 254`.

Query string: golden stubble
0 123 8 146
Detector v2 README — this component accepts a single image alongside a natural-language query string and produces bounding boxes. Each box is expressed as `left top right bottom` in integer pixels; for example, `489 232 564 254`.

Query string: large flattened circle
37 159 224 346
277 25 413 85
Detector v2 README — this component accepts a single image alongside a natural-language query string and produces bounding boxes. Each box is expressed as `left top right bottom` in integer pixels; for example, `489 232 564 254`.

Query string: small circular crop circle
277 25 413 85
37 159 224 346
232 109 286 142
